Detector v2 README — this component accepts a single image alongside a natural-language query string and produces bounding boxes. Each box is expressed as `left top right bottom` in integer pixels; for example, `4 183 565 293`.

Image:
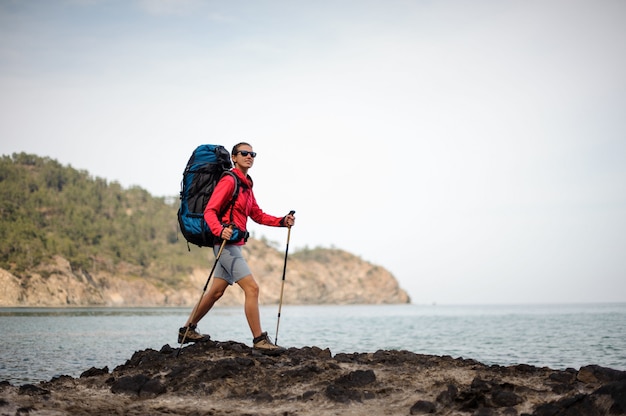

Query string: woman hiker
178 142 296 353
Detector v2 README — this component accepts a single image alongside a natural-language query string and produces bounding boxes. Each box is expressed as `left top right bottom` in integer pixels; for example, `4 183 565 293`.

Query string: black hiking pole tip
275 210 295 345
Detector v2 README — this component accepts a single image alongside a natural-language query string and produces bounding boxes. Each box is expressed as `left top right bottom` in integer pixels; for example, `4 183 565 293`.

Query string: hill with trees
0 153 409 306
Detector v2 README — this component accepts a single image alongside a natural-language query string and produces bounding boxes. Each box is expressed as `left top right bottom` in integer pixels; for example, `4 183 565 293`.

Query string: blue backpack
177 144 239 248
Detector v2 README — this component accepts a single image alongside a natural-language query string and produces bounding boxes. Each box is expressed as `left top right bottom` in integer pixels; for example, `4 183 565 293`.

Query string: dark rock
473 408 496 416
436 384 459 405
2 341 625 416
594 380 626 414
206 357 254 380
80 366 109 378
410 399 436 414
471 377 492 392
111 374 150 395
281 363 325 382
325 384 362 403
301 390 316 400
16 406 35 415
166 365 188 379
532 378 626 416
458 388 487 411
48 374 73 384
159 344 175 354
492 390 522 407
548 370 575 384
139 378 166 398
578 365 626 384
550 383 574 394
548 368 578 394
532 393 607 416
334 369 376 387
334 352 369 364
18 384 49 396
513 364 541 374
324 369 377 403
532 401 561 416
289 346 332 361
249 390 273 402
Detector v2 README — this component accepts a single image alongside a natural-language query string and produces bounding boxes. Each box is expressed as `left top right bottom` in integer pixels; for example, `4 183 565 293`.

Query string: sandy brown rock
0 240 410 307
1 342 624 416
0 256 197 307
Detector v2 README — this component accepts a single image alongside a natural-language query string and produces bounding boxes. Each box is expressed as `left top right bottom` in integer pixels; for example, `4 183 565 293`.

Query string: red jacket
204 168 283 245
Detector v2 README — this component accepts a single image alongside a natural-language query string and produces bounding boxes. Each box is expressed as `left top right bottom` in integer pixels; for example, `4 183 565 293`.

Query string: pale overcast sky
1 0 625 305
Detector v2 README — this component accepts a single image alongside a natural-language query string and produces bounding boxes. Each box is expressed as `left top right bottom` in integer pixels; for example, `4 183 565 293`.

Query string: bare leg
185 278 229 327
237 275 262 338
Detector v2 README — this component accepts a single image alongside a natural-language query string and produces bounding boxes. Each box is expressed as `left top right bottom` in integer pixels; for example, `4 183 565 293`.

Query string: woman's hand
220 225 233 240
283 212 295 227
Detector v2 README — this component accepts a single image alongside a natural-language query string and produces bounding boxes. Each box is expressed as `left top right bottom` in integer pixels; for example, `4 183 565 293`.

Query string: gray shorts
213 244 251 285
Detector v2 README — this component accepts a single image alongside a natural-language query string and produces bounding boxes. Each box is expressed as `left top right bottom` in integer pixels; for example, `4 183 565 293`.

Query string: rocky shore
1 340 625 416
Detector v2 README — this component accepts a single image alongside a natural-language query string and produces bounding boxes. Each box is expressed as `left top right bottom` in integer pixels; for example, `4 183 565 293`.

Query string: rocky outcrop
0 240 410 306
0 256 195 307
245 243 410 305
1 341 624 415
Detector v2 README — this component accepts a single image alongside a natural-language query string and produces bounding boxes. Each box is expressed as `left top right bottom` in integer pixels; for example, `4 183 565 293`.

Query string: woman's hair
232 142 252 156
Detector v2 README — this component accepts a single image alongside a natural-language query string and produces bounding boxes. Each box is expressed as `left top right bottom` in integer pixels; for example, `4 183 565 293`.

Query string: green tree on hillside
0 153 206 285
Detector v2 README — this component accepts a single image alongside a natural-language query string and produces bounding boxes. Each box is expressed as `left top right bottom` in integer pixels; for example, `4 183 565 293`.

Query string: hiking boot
253 332 286 355
178 324 210 344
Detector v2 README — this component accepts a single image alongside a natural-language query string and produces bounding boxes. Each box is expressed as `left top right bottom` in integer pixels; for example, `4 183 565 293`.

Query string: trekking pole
177 237 228 357
275 210 295 345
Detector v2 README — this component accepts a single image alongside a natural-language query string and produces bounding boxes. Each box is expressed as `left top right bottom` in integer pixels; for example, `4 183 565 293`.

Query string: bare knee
207 286 226 302
239 276 259 298
214 289 226 302
245 282 259 298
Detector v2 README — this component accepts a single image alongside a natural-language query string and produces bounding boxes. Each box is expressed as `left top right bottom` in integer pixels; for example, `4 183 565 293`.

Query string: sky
1 0 625 305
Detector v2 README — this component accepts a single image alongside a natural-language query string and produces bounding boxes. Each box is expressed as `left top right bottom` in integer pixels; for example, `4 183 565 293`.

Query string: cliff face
0 239 410 307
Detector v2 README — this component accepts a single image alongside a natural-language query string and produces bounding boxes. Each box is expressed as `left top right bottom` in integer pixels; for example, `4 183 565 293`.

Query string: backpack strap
219 171 241 227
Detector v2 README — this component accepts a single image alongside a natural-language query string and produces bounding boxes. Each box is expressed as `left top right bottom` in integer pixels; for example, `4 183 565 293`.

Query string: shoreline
1 340 625 415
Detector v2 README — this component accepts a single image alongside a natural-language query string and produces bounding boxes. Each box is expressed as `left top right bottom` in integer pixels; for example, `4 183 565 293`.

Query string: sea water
0 303 624 385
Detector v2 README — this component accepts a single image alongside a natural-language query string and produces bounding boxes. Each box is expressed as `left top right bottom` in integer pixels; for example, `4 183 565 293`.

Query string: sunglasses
236 150 257 158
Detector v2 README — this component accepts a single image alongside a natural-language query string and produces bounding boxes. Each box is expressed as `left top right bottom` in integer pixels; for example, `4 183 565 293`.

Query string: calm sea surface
1 303 625 385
